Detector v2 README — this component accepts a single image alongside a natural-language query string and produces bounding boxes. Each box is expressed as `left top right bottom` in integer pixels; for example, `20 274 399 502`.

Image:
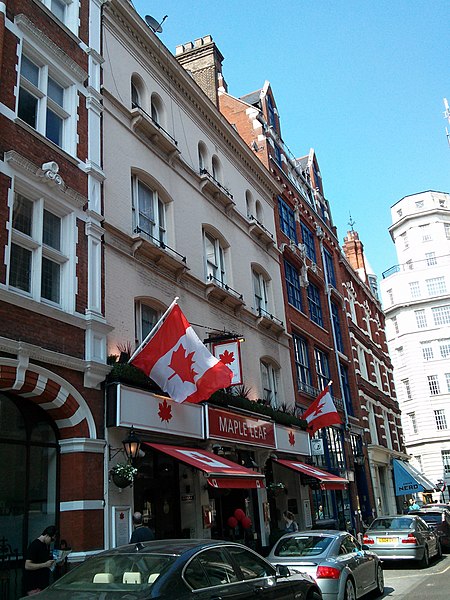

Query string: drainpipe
0 2 6 88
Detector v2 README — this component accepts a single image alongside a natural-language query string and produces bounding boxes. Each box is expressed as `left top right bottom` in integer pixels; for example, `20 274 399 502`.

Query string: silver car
363 514 442 566
267 529 384 600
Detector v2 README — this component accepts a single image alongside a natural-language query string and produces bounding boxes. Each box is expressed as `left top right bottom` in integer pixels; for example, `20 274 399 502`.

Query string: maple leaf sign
312 401 325 417
158 399 172 423
168 345 197 384
219 349 235 365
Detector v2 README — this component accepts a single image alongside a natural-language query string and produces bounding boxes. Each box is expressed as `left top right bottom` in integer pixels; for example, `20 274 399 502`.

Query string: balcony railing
133 227 186 263
207 274 243 300
382 253 450 278
130 104 178 155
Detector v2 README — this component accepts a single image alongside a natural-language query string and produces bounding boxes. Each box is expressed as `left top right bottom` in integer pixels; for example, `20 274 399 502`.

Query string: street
380 552 450 598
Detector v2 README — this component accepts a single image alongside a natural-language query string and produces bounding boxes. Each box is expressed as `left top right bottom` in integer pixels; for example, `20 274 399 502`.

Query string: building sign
275 423 310 455
212 340 243 385
206 406 275 448
112 506 131 547
311 439 324 456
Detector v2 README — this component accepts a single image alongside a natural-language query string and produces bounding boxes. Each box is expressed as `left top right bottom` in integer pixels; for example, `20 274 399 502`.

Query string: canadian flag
130 303 233 403
302 385 341 436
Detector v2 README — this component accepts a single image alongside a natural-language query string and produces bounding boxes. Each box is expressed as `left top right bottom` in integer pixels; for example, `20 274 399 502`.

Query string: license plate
377 537 397 543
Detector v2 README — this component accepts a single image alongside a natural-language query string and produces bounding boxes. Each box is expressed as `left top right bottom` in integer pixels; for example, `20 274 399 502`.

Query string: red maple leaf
288 431 295 446
219 349 235 365
312 401 325 416
158 399 172 422
168 345 197 384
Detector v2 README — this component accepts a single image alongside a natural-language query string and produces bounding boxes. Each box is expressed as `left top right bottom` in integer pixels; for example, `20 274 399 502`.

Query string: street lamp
122 426 141 462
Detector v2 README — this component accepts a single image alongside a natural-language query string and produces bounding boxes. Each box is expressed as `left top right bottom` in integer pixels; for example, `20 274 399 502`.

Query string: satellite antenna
144 14 168 34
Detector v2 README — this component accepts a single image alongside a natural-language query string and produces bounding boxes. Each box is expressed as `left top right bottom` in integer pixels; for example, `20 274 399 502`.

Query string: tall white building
380 190 450 497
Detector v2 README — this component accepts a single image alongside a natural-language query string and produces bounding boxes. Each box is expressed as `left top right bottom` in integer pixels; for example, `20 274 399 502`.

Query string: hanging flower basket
110 463 137 488
267 482 287 497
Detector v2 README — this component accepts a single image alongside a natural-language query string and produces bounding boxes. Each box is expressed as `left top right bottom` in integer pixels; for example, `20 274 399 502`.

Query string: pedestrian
408 498 420 511
316 504 325 520
282 510 299 533
23 525 57 596
129 512 155 543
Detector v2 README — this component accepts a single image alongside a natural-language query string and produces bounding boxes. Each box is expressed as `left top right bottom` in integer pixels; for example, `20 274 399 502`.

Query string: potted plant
267 482 287 497
110 462 137 488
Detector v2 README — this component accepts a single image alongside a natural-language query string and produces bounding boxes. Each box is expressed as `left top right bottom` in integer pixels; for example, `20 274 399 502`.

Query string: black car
22 539 322 600
410 507 450 549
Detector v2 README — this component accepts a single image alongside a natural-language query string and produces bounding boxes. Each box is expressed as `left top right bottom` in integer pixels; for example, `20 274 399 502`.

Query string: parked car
267 529 384 600
363 514 442 566
20 539 322 600
409 506 450 549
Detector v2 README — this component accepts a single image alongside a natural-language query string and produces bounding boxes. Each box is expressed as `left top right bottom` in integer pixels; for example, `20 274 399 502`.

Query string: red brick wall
0 173 11 284
0 28 18 110
76 217 89 314
60 509 104 552
77 95 88 162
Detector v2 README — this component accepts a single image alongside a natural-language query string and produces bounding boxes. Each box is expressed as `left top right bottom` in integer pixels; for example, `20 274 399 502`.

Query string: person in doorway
129 512 155 543
23 525 57 596
316 505 325 519
282 510 299 533
408 498 420 511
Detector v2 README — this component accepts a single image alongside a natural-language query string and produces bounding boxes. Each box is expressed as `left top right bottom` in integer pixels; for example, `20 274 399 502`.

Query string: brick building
0 0 108 591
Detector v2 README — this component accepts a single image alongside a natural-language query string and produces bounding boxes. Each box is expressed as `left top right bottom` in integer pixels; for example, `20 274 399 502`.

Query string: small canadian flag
302 384 341 436
130 301 233 403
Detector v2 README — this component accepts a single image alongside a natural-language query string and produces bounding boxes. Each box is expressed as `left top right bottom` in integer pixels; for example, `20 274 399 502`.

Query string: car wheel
420 546 429 568
344 578 356 600
436 540 443 559
307 591 322 600
375 563 384 596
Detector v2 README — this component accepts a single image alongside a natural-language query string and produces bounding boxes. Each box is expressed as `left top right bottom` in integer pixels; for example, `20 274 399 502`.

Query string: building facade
380 190 450 499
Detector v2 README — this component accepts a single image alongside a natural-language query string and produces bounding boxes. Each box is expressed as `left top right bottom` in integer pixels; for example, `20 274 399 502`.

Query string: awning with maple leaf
273 459 348 490
144 443 265 489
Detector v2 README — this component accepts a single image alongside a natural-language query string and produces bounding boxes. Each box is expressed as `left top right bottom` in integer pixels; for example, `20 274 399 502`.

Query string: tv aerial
144 14 168 34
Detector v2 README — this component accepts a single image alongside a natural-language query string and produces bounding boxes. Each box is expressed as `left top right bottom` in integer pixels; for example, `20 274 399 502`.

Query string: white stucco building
380 190 450 498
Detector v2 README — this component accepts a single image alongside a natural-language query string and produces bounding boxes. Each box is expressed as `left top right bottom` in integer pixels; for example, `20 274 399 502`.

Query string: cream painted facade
380 190 450 497
102 0 294 406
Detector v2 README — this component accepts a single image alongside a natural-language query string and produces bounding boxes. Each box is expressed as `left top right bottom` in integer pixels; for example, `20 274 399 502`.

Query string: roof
239 89 262 106
105 539 232 556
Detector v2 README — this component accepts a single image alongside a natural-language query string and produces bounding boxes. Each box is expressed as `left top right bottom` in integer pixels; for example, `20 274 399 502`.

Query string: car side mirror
276 564 290 577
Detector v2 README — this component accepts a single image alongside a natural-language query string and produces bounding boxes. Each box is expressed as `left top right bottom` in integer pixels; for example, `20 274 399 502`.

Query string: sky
132 0 450 279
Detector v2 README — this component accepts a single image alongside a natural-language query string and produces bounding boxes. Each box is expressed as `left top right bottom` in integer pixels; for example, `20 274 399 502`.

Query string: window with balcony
8 192 70 307
415 309 427 329
323 248 336 287
132 178 166 245
18 54 72 151
428 375 440 395
432 305 450 326
252 269 269 316
314 348 330 391
426 277 447 296
301 222 317 262
331 302 344 352
409 281 420 299
307 282 323 327
434 409 447 430
408 412 417 435
402 378 412 400
426 252 437 266
204 231 226 286
260 360 279 407
284 260 302 310
293 334 312 393
278 198 297 242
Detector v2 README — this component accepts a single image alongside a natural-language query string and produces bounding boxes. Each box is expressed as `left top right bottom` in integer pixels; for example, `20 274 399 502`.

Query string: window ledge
256 312 285 336
130 108 179 158
199 171 235 212
131 233 188 278
247 216 275 247
205 281 245 312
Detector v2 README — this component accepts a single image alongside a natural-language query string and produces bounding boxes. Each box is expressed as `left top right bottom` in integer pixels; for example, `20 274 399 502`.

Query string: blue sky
132 0 449 278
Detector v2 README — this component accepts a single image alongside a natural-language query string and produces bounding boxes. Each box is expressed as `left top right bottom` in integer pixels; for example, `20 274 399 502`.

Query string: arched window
245 190 254 218
131 74 145 109
0 394 58 557
255 200 263 224
132 177 166 244
131 81 140 108
204 230 226 286
198 142 208 173
252 267 269 315
260 360 279 407
211 155 221 183
150 93 164 127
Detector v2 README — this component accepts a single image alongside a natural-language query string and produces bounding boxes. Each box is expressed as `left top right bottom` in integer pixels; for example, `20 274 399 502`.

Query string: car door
183 547 251 600
337 535 376 596
416 518 438 556
226 545 295 600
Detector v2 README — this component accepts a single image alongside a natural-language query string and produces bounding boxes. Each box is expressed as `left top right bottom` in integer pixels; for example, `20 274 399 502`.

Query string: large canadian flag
302 385 341 436
130 303 233 403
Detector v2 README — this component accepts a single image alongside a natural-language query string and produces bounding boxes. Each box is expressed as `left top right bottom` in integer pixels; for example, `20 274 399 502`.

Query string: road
381 552 450 598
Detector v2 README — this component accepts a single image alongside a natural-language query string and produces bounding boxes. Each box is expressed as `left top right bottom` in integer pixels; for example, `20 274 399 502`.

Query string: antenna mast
444 98 450 148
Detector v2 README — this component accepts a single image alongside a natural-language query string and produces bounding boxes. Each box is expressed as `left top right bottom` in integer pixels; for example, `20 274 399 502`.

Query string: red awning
274 459 348 490
145 443 265 489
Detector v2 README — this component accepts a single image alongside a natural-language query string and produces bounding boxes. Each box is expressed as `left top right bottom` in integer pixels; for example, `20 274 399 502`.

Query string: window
383 410 392 449
227 545 274 580
204 232 226 286
185 548 239 589
323 248 336 287
278 198 297 242
252 270 269 315
440 342 450 359
198 142 208 173
8 192 69 306
445 223 450 240
446 373 450 393
387 289 394 304
432 305 450 326
442 450 450 475
415 309 427 329
301 223 317 262
307 283 323 327
132 179 166 244
18 54 71 150
331 302 344 352
357 345 368 379
150 93 164 126
314 348 330 391
400 232 409 249
420 224 432 242
260 361 278 407
131 81 140 108
340 364 354 417
402 379 412 400
434 409 447 430
391 316 399 334
284 260 302 310
368 403 379 444
406 259 414 270
408 412 417 435
266 95 277 129
273 144 282 167
397 209 403 217
428 375 440 396
135 302 161 343
409 281 420 299
374 359 382 389
426 252 437 266
211 155 222 182
426 277 446 296
415 200 424 208
422 346 434 361
293 335 312 391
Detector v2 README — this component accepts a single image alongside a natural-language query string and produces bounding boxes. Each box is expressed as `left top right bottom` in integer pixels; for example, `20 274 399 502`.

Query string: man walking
129 512 155 543
23 526 57 596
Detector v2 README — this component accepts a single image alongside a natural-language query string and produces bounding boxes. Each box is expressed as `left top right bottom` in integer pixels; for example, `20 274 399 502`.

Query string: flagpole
128 296 179 363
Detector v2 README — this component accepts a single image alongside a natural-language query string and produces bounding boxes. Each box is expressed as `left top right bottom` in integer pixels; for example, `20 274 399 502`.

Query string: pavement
381 552 450 598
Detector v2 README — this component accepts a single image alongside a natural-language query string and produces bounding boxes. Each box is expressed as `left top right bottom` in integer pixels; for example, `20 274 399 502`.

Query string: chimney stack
343 230 368 283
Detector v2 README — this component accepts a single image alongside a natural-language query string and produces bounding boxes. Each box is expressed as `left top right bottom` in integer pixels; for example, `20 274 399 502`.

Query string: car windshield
51 553 175 592
274 535 333 557
368 517 413 531
417 513 442 525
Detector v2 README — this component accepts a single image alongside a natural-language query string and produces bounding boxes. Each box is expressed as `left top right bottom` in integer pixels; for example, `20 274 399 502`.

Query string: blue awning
392 459 435 496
